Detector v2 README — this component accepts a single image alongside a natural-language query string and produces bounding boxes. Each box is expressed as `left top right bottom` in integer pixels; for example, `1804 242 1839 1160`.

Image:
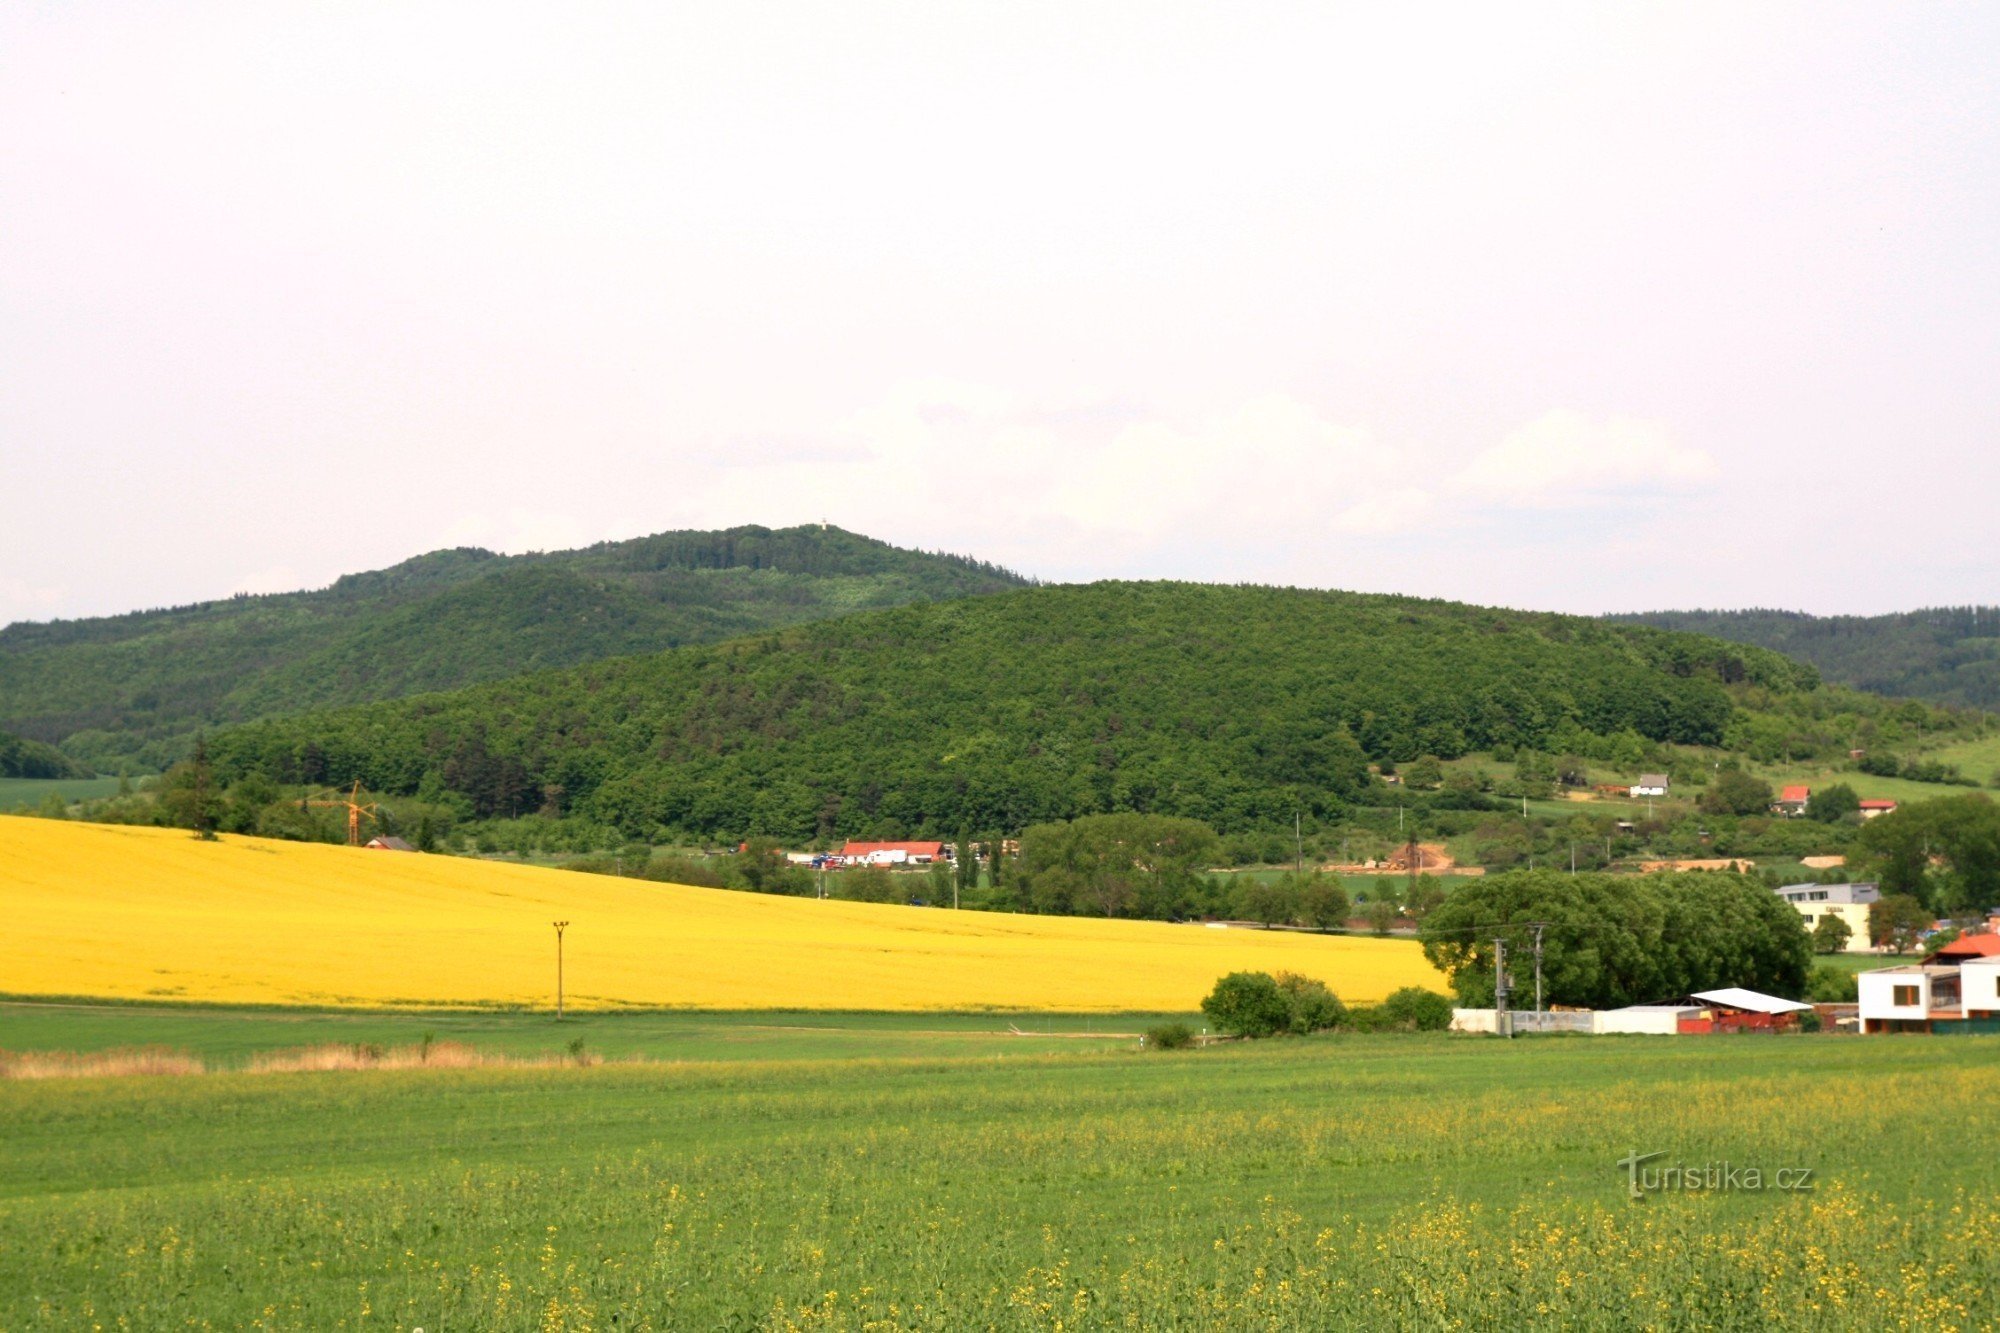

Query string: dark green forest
1618 606 2000 709
207 581 1839 842
0 525 1025 771
0 728 89 780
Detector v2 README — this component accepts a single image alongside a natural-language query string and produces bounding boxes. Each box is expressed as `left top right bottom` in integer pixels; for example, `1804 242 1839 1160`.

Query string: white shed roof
1689 987 1812 1014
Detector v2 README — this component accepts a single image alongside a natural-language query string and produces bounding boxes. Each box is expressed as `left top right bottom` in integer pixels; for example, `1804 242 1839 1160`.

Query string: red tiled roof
1931 934 2000 961
839 841 947 857
1859 799 1898 810
1779 785 1810 803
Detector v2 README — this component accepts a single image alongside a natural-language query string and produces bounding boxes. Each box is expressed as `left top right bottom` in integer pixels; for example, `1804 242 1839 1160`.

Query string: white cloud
1450 410 1716 507
1331 487 1438 535
690 386 1412 558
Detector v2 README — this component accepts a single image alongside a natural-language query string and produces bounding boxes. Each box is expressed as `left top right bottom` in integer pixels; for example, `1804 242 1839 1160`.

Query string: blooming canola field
1 817 1443 1010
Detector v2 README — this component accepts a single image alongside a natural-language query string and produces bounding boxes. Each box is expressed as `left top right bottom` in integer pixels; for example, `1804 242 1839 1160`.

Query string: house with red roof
1858 799 1898 820
1930 932 2000 963
1773 785 1811 816
837 840 949 866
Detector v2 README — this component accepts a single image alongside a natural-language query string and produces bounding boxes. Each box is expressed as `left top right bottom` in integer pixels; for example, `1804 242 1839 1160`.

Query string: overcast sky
4 2 1996 626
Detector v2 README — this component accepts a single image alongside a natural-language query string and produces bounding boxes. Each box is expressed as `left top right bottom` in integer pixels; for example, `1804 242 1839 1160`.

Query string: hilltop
0 525 1027 771
0 816 1438 1009
209 580 1844 841
1616 606 2000 710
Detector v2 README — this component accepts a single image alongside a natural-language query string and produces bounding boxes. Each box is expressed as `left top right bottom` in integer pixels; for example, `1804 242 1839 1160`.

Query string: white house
1629 774 1670 798
1772 881 1879 953
1859 936 2000 1032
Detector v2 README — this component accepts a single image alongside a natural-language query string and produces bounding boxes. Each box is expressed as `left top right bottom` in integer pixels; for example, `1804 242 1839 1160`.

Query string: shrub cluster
1200 971 1349 1037
1201 973 1452 1039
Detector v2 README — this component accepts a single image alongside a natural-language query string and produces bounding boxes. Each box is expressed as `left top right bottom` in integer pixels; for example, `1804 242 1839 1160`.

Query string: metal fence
1502 1010 1595 1035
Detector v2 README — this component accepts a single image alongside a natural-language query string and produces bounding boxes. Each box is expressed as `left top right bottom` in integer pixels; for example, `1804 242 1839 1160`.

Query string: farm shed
1595 1005 1705 1035
1629 774 1670 798
364 836 416 852
1679 988 1813 1034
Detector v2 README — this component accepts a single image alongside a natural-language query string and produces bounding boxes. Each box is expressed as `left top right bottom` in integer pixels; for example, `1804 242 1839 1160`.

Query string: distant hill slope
1614 607 2000 709
211 581 1824 840
0 526 1027 770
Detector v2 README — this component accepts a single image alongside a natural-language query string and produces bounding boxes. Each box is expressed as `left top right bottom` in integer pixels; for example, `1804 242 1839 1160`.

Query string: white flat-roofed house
1859 965 1963 1033
1859 935 2000 1032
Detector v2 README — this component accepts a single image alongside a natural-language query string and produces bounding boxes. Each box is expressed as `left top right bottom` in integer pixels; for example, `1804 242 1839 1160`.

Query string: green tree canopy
1016 813 1219 919
1418 869 1809 1007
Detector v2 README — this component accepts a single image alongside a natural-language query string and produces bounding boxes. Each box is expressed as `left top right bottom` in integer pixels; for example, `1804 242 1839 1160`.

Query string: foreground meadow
3 1030 1996 1330
0 817 1439 1010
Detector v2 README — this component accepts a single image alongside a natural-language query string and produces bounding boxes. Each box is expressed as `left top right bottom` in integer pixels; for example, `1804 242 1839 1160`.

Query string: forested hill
209 581 1824 841
0 526 1026 771
1615 607 2000 709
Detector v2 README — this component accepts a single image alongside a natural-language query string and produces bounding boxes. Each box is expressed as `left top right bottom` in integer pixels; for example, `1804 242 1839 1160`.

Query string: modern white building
1858 936 2000 1032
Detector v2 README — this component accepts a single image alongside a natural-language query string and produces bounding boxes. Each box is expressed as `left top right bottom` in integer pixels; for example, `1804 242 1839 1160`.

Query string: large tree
1857 793 2000 913
1016 813 1218 919
1869 894 1932 953
1699 769 1774 817
1419 869 1808 1007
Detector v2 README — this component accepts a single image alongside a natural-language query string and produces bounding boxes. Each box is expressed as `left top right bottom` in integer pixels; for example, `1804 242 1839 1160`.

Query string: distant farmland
0 775 124 809
0 817 1442 1011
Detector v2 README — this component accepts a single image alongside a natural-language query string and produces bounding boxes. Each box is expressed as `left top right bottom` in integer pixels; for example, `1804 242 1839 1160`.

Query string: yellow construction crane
306 779 384 847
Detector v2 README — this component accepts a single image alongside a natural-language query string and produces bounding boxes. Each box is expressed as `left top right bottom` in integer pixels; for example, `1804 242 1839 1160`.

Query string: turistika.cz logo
1616 1150 1815 1199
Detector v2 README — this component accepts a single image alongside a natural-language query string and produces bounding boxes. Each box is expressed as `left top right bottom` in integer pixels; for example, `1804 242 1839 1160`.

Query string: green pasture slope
4 1012 1997 1329
0 775 123 810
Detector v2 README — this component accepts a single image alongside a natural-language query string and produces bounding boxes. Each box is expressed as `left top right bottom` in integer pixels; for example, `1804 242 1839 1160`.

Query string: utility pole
1533 922 1546 1019
1494 937 1511 1039
552 920 569 1019
1570 842 1576 874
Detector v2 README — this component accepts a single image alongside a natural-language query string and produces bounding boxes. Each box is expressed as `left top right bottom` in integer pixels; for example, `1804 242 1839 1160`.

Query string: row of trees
1418 869 1811 1008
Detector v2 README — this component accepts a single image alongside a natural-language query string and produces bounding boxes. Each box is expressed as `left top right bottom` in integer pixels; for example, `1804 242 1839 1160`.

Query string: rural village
6 4 1999 1327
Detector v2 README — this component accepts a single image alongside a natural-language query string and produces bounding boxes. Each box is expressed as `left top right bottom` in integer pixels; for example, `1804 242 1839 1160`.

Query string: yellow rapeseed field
0 817 1444 1011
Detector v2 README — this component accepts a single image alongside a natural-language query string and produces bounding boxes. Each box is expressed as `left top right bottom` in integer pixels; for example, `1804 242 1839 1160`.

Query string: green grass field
0 775 123 810
3 1005 1996 1329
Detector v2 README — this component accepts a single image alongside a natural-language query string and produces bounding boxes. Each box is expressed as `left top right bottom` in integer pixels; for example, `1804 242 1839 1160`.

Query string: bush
1376 987 1453 1031
1274 972 1347 1034
1805 964 1859 1003
1797 1009 1823 1033
1201 971 1291 1038
1145 1021 1196 1050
